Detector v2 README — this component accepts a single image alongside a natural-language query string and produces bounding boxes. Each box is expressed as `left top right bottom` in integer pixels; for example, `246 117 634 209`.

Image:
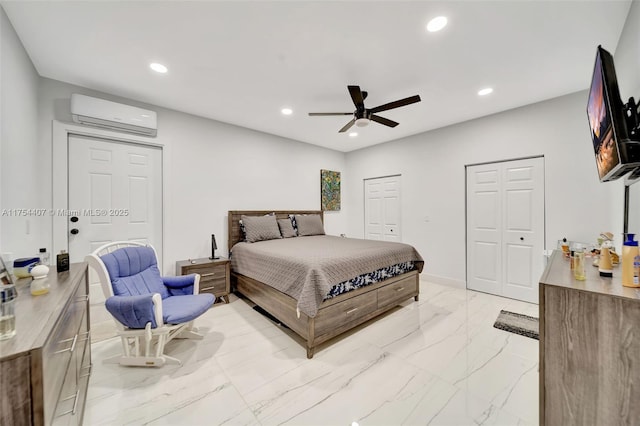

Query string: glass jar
574 243 587 281
0 285 17 340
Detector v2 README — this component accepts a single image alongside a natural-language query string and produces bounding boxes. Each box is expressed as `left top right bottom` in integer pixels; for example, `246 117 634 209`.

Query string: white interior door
365 175 401 242
466 158 544 303
466 163 502 296
68 134 162 309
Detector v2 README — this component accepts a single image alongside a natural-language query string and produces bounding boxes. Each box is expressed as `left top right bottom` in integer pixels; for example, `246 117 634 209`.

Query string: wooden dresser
176 257 230 303
0 263 91 426
539 250 640 425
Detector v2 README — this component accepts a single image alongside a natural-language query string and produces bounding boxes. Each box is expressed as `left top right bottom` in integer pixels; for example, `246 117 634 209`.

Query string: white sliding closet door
466 157 544 303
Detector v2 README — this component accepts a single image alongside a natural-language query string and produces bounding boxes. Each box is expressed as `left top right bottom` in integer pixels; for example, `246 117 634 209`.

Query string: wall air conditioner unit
71 94 157 137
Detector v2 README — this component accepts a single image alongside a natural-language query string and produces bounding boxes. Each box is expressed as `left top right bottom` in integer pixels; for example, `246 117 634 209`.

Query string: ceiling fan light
355 118 370 127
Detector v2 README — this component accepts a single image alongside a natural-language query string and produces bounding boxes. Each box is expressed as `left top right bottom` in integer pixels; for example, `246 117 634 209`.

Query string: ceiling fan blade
338 118 356 133
308 112 353 116
348 85 365 109
370 95 421 113
370 115 399 128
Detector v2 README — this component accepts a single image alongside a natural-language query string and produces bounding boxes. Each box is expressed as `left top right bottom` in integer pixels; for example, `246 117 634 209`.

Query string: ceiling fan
309 85 421 133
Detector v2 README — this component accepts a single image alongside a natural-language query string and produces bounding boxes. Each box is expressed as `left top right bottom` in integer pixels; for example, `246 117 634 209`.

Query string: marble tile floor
84 280 539 426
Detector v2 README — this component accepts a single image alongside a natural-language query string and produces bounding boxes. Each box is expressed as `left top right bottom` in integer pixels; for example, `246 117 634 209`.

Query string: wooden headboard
228 210 324 252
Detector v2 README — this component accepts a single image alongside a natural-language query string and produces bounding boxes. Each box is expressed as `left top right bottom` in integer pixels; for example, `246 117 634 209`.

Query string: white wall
615 0 640 236
345 92 616 287
37 78 347 275
0 6 42 263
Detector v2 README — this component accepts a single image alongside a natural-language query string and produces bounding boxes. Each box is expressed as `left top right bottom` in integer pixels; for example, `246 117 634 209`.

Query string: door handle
70 228 79 235
70 216 79 223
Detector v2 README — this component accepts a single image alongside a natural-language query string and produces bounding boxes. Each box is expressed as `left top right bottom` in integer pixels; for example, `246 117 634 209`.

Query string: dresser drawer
315 289 378 337
42 282 88 424
377 275 418 310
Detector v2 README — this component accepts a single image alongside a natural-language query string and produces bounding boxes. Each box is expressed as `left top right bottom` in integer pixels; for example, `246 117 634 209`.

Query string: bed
228 210 424 358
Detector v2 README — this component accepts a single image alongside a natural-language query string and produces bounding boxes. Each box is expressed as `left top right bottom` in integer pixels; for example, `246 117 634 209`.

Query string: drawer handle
346 307 358 315
77 330 91 344
201 273 216 278
395 287 404 292
55 334 78 354
201 286 217 292
57 389 80 416
76 295 89 302
80 364 92 379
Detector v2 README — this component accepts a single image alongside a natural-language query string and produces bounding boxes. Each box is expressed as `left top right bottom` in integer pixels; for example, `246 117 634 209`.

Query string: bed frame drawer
377 274 419 310
314 289 378 336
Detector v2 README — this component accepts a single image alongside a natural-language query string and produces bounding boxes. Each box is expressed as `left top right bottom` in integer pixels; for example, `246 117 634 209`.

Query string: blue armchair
86 242 215 367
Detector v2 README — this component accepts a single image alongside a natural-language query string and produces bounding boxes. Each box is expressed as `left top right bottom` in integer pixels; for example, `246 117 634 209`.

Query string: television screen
587 46 638 182
588 50 619 180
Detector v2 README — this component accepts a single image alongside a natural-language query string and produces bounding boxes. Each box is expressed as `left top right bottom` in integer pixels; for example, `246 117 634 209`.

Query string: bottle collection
562 232 640 287
8 248 71 297
0 247 74 341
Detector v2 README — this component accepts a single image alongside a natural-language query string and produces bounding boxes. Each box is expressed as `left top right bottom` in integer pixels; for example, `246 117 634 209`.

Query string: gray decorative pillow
277 218 297 238
241 214 282 243
295 214 325 236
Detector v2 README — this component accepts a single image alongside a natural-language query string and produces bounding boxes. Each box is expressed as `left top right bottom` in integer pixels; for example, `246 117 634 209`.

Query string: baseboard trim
421 273 466 289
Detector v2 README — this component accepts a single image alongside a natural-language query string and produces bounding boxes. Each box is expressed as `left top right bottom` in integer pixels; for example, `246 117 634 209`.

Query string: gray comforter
231 235 424 318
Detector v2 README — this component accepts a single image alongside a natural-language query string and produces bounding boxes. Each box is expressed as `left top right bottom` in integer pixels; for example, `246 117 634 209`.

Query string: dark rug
493 310 539 340
253 305 289 329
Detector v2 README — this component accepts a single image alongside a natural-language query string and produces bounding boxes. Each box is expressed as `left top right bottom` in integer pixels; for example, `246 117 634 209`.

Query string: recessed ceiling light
281 108 293 115
426 16 448 32
478 87 494 96
149 62 168 73
349 132 358 137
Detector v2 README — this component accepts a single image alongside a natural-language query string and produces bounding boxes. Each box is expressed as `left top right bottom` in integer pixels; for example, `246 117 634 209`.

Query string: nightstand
175 257 231 303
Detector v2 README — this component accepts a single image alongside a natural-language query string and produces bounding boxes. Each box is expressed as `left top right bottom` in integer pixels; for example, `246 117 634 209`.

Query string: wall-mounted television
587 45 640 182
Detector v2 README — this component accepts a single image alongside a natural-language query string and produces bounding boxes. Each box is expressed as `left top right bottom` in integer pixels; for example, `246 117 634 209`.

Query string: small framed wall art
321 169 341 211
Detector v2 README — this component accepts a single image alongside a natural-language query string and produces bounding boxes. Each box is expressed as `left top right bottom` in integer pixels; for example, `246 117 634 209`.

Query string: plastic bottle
574 243 587 281
622 233 639 287
39 248 49 265
30 270 50 296
561 238 570 258
599 240 614 277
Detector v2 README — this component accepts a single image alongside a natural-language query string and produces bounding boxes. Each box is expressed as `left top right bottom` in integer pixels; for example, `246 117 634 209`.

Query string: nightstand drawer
176 257 231 303
190 264 227 283
199 280 227 296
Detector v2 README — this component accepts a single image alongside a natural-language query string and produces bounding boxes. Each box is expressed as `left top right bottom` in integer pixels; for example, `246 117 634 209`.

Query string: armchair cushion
162 294 215 324
105 294 158 329
101 247 170 299
163 274 197 296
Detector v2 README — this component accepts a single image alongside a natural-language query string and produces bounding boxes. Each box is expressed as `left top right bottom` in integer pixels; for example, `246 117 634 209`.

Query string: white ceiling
2 1 632 152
